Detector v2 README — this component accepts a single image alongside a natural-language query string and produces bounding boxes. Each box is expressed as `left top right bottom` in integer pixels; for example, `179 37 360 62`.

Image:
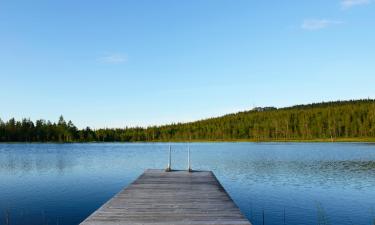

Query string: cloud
341 0 371 9
301 19 343 30
98 53 128 64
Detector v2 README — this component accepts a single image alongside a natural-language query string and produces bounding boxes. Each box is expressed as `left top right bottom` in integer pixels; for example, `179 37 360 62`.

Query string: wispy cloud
341 0 371 9
301 19 343 30
98 53 128 64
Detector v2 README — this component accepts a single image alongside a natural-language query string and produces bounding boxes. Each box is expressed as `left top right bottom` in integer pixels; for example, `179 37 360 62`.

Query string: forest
1 99 375 142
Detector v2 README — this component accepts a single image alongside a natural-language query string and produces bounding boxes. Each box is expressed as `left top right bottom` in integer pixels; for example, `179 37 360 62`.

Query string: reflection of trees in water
0 151 76 174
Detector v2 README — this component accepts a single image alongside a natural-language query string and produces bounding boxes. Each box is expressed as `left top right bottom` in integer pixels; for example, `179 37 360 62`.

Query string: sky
0 0 374 128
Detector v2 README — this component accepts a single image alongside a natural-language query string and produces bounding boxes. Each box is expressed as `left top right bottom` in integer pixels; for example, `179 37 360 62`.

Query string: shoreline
1 138 375 144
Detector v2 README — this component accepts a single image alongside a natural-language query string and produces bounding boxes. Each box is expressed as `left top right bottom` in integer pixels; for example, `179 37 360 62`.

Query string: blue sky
0 0 374 128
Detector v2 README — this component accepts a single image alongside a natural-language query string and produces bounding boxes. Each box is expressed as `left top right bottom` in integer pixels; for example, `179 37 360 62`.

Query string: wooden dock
80 169 251 225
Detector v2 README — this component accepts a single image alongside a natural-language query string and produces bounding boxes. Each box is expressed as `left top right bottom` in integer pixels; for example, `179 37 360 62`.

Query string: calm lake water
0 143 375 225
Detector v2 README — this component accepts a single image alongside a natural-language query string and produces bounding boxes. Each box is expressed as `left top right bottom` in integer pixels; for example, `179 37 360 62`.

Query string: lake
0 143 374 225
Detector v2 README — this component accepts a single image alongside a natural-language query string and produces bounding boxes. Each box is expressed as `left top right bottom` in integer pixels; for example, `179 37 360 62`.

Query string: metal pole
166 145 171 172
188 145 192 172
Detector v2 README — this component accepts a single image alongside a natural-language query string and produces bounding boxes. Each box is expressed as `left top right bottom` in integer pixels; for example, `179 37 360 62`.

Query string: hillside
1 99 375 142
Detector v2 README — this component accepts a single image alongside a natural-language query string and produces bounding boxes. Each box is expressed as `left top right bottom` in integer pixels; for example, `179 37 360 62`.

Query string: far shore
1 138 375 144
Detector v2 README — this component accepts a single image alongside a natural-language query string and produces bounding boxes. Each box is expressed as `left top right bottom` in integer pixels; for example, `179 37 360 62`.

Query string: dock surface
80 169 251 225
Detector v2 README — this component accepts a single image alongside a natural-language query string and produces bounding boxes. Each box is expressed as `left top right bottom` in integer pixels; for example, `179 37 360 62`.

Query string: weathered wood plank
80 169 251 225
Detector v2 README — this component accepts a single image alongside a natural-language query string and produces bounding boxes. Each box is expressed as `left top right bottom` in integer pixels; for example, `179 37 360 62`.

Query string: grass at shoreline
151 138 375 143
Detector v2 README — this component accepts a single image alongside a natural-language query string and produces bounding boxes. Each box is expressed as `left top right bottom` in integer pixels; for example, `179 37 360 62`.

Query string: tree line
1 99 375 142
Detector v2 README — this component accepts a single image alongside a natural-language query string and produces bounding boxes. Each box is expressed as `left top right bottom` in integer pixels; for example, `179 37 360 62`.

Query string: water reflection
0 143 375 225
0 147 76 174
223 160 375 189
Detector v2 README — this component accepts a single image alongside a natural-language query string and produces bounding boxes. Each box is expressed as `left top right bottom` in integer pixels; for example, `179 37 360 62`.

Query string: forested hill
1 99 375 142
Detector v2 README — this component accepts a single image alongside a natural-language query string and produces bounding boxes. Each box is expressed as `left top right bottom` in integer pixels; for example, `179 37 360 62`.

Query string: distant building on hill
252 106 277 112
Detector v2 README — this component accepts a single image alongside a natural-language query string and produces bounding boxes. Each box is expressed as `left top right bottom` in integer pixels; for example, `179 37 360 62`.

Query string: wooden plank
80 169 251 225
